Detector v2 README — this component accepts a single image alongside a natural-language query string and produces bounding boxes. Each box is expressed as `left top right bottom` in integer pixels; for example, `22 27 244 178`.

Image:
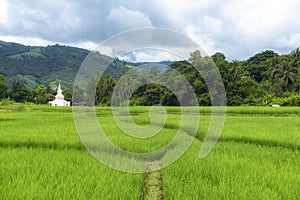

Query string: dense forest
0 40 132 89
90 49 300 106
0 40 299 106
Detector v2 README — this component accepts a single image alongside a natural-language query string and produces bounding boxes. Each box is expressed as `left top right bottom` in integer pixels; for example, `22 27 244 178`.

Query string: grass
218 116 300 150
16 74 39 88
0 148 142 200
8 51 45 60
0 105 299 199
0 110 80 149
163 140 300 199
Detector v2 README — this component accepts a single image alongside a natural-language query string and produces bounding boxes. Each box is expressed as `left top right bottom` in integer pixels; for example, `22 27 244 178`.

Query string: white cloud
221 0 297 38
0 0 300 60
0 0 9 24
158 0 218 26
202 16 223 35
185 25 216 56
0 35 54 46
276 33 300 49
117 55 131 61
0 35 99 52
95 46 114 57
105 6 152 32
132 50 180 62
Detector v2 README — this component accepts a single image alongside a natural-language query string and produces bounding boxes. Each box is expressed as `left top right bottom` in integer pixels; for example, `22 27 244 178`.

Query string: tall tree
211 52 226 63
282 57 297 91
230 60 245 81
188 50 202 65
291 48 300 92
96 75 115 106
34 85 53 104
0 75 7 99
9 81 33 102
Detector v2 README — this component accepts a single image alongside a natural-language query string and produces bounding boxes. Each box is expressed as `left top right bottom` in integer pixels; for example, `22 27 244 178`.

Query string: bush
263 93 300 106
0 98 12 106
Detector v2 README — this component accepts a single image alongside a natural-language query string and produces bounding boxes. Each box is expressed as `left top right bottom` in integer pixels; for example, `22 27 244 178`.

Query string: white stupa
49 82 70 106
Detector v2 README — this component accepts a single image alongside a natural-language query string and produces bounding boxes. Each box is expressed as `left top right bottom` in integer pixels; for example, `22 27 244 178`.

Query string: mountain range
0 40 136 89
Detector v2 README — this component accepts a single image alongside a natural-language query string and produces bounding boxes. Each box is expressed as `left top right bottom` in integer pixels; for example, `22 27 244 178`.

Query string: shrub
0 98 12 106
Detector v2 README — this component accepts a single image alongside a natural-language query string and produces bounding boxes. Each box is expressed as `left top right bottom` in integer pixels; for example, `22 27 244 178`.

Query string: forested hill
0 40 131 89
0 40 299 106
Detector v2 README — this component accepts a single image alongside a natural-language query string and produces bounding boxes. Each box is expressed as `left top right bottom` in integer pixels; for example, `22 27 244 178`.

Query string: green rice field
0 105 299 199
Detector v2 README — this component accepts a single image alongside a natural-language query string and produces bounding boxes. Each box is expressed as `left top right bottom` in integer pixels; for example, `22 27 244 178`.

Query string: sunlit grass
0 105 299 199
163 140 300 199
0 148 142 200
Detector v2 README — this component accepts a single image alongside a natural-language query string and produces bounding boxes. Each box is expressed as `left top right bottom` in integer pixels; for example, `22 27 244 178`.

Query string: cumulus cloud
131 50 180 62
277 33 300 49
218 0 300 59
116 51 178 63
0 0 9 24
185 23 220 56
105 6 152 32
0 0 300 60
0 35 53 46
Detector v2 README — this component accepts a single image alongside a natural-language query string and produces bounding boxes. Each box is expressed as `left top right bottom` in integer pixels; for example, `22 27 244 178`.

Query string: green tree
72 85 85 104
161 90 179 106
246 50 278 65
34 85 53 104
238 76 266 105
9 81 33 102
96 75 115 106
138 84 163 106
281 57 297 91
188 50 202 65
265 56 280 85
290 48 300 92
230 60 245 81
211 52 226 63
267 55 298 95
0 75 7 99
63 88 72 102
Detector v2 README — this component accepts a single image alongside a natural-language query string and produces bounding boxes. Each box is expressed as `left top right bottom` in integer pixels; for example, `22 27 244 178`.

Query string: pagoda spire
49 81 70 106
58 80 62 93
55 80 64 99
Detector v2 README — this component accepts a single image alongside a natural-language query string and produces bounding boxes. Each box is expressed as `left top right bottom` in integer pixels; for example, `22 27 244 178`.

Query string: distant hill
140 61 173 66
0 40 134 89
136 61 174 71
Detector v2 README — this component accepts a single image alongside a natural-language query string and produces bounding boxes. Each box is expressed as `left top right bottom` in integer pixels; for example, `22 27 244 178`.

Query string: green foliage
34 85 54 104
0 41 132 89
0 98 11 106
9 81 33 103
6 105 26 112
1 40 299 106
62 88 72 102
211 52 226 62
0 74 7 99
8 51 45 59
246 50 278 65
96 75 115 106
90 48 300 107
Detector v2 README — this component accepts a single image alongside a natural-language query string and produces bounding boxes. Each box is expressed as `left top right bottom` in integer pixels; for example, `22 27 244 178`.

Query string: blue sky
0 0 300 61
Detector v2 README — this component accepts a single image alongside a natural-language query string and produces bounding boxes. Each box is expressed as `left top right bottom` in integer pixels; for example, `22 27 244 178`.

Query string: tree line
0 77 72 104
84 49 300 106
1 49 299 106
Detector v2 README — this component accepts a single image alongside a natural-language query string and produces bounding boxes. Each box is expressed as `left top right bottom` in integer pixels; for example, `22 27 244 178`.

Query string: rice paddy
0 104 299 199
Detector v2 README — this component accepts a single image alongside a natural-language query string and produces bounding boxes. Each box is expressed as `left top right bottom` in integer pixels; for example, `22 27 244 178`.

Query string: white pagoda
49 82 70 106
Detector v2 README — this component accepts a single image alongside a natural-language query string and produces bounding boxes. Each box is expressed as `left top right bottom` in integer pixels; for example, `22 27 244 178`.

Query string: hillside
0 41 132 89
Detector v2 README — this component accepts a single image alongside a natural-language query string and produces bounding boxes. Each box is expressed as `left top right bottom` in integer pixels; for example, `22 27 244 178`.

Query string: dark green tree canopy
1 47 299 106
0 75 7 99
